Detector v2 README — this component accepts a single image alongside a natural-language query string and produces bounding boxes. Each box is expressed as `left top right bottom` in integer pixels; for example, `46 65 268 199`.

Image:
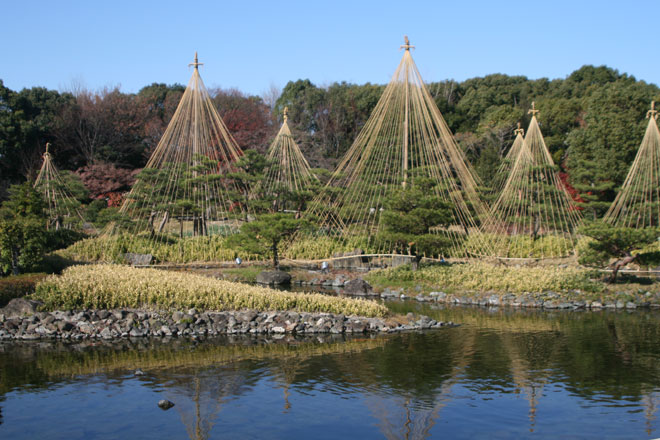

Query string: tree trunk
411 255 421 271
272 241 279 270
158 211 169 233
609 253 637 283
11 247 19 276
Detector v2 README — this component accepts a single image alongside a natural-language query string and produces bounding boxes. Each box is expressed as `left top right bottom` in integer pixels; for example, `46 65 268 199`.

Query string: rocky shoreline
294 274 660 310
382 289 660 310
0 298 452 341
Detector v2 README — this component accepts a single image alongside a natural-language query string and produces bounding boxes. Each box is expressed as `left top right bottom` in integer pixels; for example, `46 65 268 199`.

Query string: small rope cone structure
604 102 660 228
102 53 246 258
289 37 489 259
262 107 318 204
491 124 525 195
480 103 583 259
34 143 85 231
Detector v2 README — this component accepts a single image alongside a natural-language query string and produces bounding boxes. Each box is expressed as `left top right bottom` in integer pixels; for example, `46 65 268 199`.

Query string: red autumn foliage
76 162 139 199
559 171 585 210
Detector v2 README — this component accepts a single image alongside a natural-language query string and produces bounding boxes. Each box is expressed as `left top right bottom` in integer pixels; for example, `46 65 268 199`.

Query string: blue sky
1 0 658 97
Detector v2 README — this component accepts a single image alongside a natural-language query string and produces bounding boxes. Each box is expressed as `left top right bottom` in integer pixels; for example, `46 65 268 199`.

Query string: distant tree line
1 65 659 218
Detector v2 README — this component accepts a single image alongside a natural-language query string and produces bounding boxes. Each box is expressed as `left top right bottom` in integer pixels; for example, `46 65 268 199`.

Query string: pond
0 303 659 439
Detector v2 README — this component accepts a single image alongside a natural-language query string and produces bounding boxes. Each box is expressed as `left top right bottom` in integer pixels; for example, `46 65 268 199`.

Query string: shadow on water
0 306 660 439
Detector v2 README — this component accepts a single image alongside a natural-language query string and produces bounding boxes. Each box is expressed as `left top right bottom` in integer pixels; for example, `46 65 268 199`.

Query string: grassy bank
58 234 262 264
33 264 388 317
365 262 605 294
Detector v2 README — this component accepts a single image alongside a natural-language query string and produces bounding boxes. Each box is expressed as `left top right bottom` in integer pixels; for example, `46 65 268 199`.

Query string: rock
343 278 374 295
1 298 43 318
57 321 75 332
100 327 113 339
123 253 153 266
135 369 145 376
488 295 500 306
256 270 292 285
626 302 637 309
172 311 184 322
158 400 175 410
332 275 348 287
129 328 145 337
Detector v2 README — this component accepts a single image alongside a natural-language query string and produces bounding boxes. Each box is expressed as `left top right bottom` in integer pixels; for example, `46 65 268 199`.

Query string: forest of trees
1 64 659 217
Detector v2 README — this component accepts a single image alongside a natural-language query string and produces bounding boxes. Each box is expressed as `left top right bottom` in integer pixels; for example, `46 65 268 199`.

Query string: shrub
0 273 48 307
34 265 389 317
366 262 602 294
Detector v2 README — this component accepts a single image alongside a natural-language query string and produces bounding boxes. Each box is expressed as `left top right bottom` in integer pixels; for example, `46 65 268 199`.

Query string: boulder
256 270 292 285
1 298 43 318
123 253 153 266
343 278 375 296
158 400 175 410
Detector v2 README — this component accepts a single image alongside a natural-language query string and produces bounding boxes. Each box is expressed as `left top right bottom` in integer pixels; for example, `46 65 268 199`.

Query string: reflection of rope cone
643 392 659 436
171 369 246 440
365 330 476 439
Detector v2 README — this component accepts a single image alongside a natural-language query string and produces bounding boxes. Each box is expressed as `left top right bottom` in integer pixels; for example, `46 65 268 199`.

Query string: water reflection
0 308 659 439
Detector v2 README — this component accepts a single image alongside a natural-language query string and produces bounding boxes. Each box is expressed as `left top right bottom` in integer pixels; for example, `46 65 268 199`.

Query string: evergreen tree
578 221 660 283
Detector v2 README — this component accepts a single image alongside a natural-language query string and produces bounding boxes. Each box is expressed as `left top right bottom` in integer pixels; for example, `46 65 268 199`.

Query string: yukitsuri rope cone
479 103 583 259
491 123 526 196
34 143 86 231
604 102 660 228
262 107 318 210
287 37 489 260
100 53 247 262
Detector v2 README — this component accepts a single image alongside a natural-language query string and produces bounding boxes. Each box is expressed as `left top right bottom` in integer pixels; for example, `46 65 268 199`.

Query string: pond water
1 303 659 439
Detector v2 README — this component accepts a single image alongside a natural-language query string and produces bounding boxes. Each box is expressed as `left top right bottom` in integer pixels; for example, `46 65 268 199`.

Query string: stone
158 400 175 410
123 253 153 266
343 278 374 295
1 298 42 318
57 321 75 332
129 328 145 337
256 270 292 285
332 275 348 287
100 327 113 339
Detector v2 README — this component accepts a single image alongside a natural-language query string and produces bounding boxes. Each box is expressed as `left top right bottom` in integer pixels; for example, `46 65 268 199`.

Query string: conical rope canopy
262 107 318 200
491 123 526 196
101 53 247 260
604 102 660 228
479 103 583 259
288 37 489 260
34 143 86 231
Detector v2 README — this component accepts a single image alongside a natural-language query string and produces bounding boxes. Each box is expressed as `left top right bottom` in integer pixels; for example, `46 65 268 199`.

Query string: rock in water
1 298 43 318
158 400 174 410
134 368 145 376
343 278 375 296
256 270 292 285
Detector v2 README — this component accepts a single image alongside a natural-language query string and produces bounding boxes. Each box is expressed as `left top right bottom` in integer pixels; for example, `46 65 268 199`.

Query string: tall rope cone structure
34 143 86 231
480 103 583 259
604 101 660 228
262 107 318 207
291 36 489 259
103 53 246 257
